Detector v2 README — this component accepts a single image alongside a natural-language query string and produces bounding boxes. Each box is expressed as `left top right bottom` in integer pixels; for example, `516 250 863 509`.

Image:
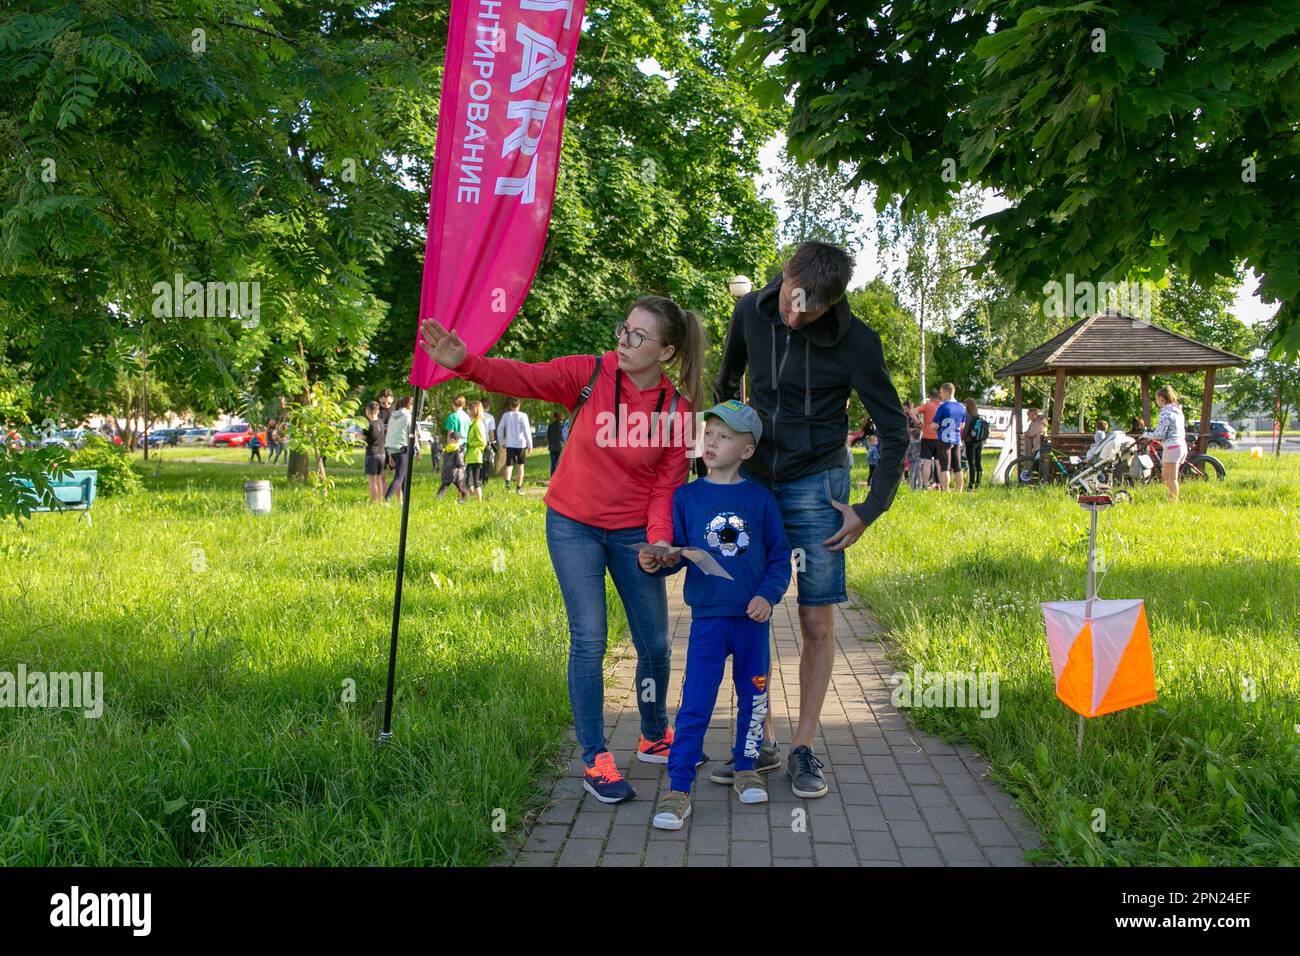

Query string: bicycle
1118 435 1225 484
1005 438 1089 488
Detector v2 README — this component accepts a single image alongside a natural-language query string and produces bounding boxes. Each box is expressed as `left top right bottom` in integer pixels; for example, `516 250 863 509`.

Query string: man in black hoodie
710 241 908 799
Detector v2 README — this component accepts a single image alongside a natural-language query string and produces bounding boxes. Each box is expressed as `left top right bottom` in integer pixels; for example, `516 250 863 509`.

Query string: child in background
248 426 263 463
907 426 924 490
641 400 791 829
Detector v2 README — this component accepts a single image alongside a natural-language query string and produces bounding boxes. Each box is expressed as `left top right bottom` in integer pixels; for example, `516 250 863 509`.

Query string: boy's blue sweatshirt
662 477 792 617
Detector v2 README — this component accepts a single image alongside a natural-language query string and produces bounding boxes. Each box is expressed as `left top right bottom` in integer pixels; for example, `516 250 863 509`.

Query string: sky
755 135 1279 330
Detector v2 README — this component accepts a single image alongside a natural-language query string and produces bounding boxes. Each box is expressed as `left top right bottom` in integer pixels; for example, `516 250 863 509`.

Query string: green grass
845 449 1300 865
4 444 1297 865
0 447 600 865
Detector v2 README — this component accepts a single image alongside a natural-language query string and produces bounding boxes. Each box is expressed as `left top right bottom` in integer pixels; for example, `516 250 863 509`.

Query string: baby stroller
1066 430 1135 496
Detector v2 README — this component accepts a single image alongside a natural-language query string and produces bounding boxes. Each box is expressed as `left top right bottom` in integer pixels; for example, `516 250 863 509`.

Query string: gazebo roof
995 310 1247 378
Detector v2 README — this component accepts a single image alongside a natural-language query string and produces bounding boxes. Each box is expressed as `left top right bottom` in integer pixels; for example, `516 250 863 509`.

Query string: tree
1226 339 1300 456
735 1 1300 356
364 0 785 419
0 0 445 473
775 145 864 250
846 278 919 402
876 188 984 399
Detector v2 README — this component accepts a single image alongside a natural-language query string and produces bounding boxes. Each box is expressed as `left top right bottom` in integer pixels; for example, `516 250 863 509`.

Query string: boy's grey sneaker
652 790 692 830
733 770 768 804
787 745 828 799
709 745 780 784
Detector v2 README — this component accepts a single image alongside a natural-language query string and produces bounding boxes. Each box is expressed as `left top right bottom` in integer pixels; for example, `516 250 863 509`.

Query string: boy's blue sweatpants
668 615 772 792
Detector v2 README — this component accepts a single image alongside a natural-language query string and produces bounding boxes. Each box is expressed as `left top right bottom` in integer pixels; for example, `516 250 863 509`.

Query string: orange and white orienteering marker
1040 494 1157 744
1040 599 1156 717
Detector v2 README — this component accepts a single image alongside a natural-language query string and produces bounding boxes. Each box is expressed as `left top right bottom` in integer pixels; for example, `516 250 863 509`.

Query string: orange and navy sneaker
583 752 636 804
637 727 675 764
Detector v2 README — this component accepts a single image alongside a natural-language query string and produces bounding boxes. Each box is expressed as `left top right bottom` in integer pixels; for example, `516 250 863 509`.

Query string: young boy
640 400 791 829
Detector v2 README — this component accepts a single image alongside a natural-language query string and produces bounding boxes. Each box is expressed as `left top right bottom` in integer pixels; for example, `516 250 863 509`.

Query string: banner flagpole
378 388 426 746
382 0 586 743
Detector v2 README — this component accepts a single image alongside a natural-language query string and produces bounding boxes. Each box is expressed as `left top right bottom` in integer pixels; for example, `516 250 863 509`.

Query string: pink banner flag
410 0 587 388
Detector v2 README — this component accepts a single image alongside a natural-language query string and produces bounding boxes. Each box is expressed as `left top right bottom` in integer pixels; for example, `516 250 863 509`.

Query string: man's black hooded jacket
713 273 909 528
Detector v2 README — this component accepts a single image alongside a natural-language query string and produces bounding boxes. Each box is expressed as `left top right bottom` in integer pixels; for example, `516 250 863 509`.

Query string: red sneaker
637 727 674 764
583 752 636 803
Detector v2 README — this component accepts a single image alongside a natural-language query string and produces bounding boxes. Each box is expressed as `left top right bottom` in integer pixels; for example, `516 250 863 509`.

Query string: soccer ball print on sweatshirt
704 512 750 557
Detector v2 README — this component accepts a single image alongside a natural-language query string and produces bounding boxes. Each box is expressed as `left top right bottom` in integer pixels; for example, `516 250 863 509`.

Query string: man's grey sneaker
787 745 828 799
733 770 768 804
652 789 692 830
709 745 780 784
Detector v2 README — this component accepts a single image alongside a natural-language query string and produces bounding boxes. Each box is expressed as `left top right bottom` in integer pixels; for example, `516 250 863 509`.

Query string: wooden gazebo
995 311 1247 458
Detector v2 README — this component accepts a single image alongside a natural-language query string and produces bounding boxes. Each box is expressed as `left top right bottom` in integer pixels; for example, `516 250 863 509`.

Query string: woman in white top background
1150 385 1187 500
384 395 414 504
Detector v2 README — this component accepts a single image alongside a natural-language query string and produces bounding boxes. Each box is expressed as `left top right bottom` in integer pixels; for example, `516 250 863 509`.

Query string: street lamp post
727 275 753 402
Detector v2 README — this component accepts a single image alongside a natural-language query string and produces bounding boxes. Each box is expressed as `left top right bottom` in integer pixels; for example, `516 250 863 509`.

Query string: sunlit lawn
3 442 1296 865
0 447 591 865
846 448 1300 865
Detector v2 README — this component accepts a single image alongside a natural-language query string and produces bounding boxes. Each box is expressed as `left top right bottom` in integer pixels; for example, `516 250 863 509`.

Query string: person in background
383 395 413 504
437 395 470 501
480 400 498 478
463 399 488 502
362 401 387 503
497 397 533 493
907 426 924 490
273 419 290 464
248 424 264 463
376 388 394 479
1149 385 1187 500
547 410 567 481
1094 419 1109 446
933 383 966 492
1023 407 1047 456
917 387 942 490
962 398 988 490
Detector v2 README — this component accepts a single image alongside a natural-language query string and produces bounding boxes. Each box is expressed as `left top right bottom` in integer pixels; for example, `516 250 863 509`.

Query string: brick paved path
512 574 1044 867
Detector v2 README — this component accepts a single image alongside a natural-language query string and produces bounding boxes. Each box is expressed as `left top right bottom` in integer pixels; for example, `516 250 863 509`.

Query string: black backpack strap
568 354 603 419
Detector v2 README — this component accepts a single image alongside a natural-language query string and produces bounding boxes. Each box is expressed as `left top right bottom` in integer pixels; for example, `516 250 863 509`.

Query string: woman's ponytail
631 295 708 412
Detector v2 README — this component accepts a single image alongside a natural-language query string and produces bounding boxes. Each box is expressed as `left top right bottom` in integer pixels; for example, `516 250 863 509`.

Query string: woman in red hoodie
419 297 704 804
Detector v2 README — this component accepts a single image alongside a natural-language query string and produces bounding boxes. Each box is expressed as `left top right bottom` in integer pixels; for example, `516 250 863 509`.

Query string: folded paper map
626 543 734 580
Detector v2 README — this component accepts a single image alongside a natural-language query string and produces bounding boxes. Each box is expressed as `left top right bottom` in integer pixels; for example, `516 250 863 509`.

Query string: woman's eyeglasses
615 321 663 350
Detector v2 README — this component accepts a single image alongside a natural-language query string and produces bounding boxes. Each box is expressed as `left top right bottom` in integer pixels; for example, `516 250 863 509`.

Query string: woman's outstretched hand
418 317 468 370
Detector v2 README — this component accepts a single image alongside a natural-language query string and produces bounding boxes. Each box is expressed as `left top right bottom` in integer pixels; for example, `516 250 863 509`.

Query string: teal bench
12 469 98 526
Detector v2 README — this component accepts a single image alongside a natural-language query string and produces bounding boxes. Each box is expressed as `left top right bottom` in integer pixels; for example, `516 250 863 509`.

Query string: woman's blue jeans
545 507 670 765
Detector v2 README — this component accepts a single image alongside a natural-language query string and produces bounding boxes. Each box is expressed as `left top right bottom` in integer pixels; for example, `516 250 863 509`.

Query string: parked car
180 427 215 445
211 423 251 447
1185 420 1236 449
146 428 182 447
62 428 90 449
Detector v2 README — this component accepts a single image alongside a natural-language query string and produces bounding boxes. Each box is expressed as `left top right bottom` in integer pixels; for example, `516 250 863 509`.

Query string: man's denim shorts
740 462 850 607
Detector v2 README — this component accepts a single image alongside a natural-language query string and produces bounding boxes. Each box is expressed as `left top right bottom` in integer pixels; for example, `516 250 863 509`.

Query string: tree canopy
734 1 1300 355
